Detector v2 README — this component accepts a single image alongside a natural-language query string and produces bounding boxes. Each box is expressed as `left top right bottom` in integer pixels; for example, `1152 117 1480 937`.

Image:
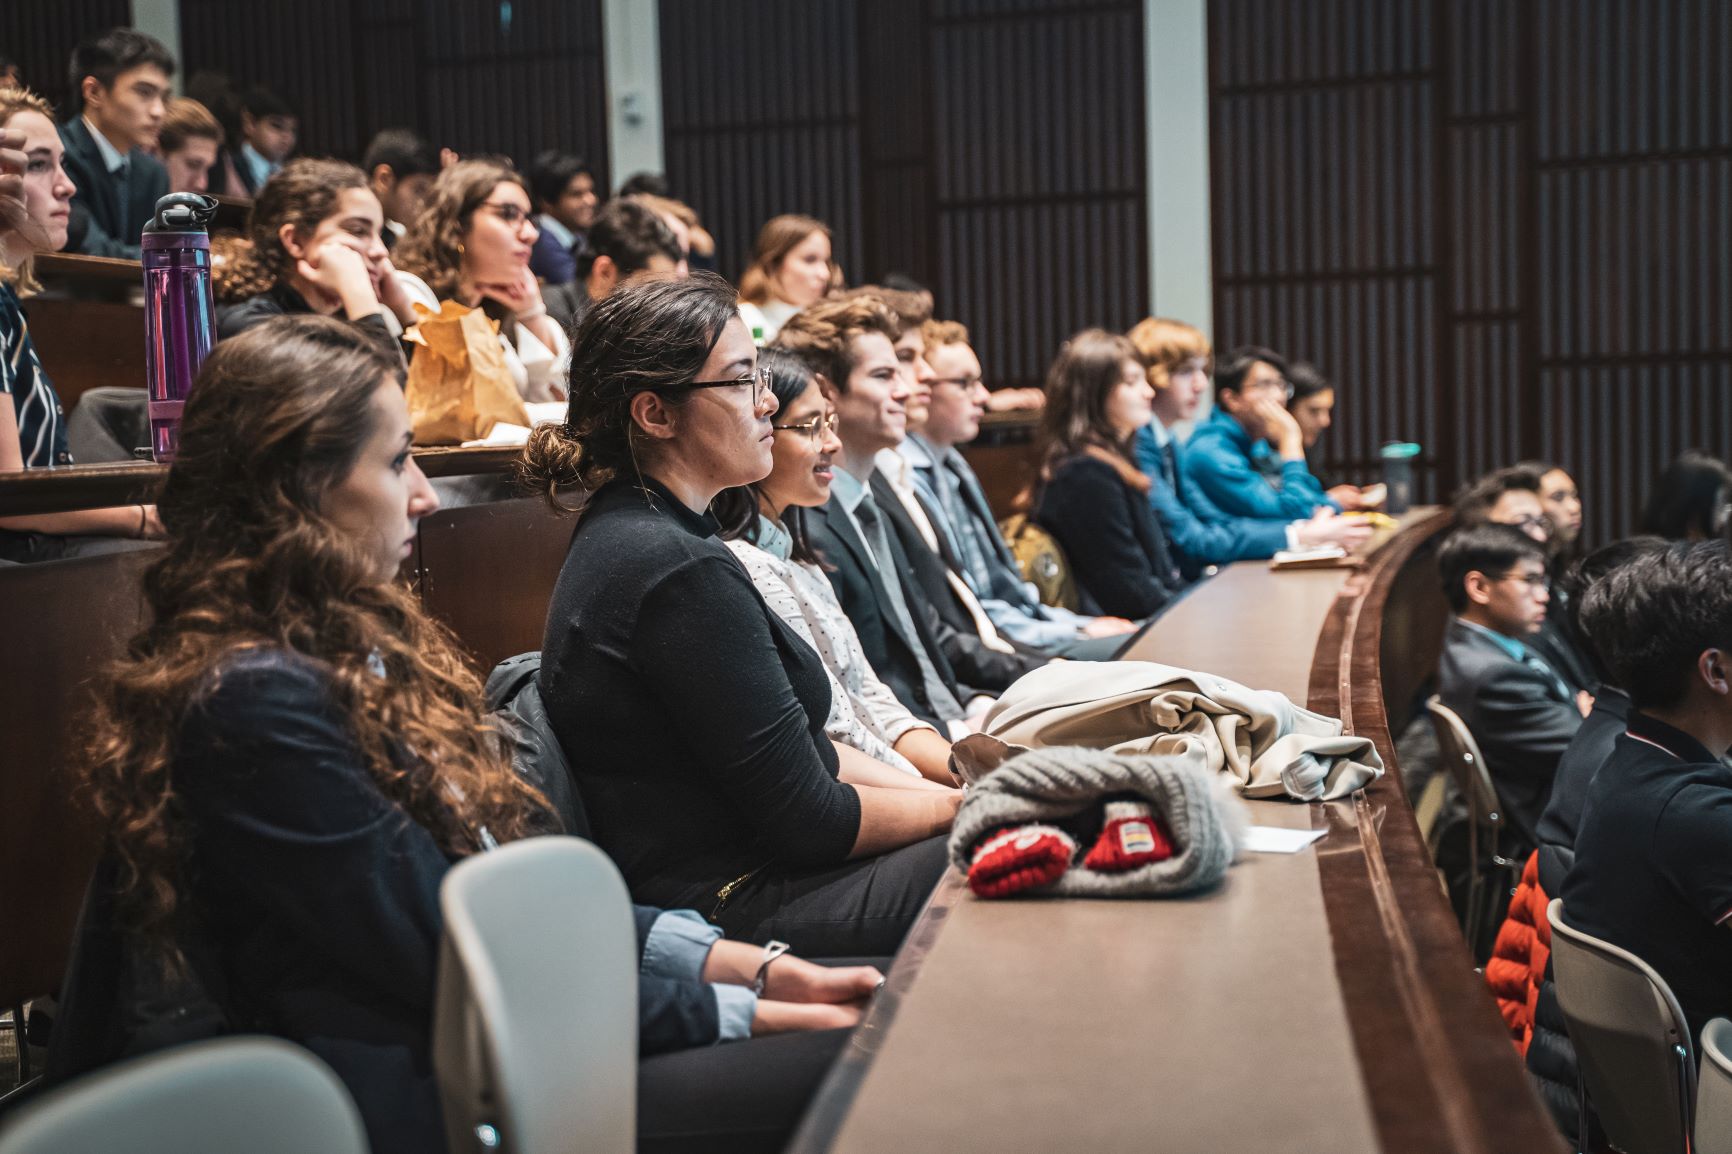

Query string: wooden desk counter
792 511 1565 1154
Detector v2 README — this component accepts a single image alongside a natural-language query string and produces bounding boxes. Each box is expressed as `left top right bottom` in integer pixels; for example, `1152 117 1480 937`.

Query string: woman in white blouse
715 349 956 782
393 159 569 401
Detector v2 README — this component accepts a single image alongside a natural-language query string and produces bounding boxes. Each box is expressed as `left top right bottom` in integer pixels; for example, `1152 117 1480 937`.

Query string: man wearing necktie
1436 523 1592 849
59 29 174 259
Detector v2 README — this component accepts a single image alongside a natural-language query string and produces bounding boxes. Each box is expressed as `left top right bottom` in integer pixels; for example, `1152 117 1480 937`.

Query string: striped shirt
1 281 71 468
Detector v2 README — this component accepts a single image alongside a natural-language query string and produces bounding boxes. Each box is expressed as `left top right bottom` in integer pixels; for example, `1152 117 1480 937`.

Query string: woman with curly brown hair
213 156 418 344
524 273 956 961
72 315 883 1154
393 159 569 401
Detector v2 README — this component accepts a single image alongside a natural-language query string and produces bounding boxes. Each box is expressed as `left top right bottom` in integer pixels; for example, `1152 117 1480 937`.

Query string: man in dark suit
59 29 174 258
778 296 979 735
1435 522 1589 846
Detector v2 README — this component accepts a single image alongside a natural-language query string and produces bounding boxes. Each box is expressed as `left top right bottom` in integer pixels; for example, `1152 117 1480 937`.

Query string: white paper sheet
1240 825 1329 854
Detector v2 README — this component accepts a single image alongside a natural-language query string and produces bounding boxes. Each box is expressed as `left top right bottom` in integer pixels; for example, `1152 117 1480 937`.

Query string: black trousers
638 1027 851 1154
713 835 950 957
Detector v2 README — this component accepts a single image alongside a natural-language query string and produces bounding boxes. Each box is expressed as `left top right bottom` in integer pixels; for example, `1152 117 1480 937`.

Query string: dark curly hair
519 271 739 507
82 316 549 953
213 157 370 303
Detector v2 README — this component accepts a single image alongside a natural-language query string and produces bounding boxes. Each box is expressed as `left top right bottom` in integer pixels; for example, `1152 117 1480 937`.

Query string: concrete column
130 0 183 89
1144 0 1214 336
603 0 665 191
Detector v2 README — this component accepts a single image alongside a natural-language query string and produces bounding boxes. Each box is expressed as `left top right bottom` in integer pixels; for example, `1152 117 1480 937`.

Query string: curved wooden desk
790 511 1565 1154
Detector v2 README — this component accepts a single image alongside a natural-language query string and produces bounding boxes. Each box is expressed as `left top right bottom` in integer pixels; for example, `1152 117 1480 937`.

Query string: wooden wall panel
661 0 1147 390
1212 0 1732 537
0 0 130 115
176 0 608 177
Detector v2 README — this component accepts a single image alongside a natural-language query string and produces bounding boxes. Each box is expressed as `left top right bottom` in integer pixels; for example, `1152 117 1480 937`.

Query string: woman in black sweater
1031 329 1181 619
74 316 883 1154
525 274 958 959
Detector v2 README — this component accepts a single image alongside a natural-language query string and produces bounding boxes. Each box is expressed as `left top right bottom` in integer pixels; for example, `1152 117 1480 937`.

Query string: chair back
433 836 637 1154
0 1036 367 1154
1424 696 1501 824
1547 898 1695 1154
1697 1018 1732 1154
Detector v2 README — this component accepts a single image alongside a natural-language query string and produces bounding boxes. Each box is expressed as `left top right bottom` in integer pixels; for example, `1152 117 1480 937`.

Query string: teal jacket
1179 408 1335 521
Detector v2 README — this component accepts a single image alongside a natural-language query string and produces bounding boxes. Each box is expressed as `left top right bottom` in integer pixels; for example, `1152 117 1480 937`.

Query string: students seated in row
1031 329 1181 620
59 28 172 259
527 149 600 285
362 128 440 249
905 320 1135 657
1180 345 1337 522
159 97 223 195
1129 318 1370 577
1435 523 1588 848
1563 540 1732 1040
395 160 569 401
1641 449 1732 541
70 316 883 1154
715 348 956 781
1455 465 1597 692
526 275 956 958
775 297 986 736
839 293 1046 696
1284 359 1373 509
738 214 837 342
1521 458 1584 559
0 87 164 561
542 196 682 330
212 84 298 196
214 159 418 346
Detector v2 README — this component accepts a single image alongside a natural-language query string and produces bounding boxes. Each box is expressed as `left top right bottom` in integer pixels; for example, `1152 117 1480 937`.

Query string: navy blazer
58 117 168 259
1132 422 1289 577
1435 619 1584 845
529 227 580 285
808 492 961 728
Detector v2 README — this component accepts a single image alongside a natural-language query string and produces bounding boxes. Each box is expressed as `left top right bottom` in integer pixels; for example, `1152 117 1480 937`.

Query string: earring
456 242 465 255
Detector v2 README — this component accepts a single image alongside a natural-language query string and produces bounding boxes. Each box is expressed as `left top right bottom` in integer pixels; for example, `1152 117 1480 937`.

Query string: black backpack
484 652 591 839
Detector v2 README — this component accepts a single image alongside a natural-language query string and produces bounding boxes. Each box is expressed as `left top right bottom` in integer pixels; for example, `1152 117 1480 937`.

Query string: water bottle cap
144 193 220 235
1380 441 1421 459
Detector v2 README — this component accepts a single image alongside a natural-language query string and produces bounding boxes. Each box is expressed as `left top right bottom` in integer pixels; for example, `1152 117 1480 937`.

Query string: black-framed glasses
656 365 773 404
1498 570 1551 590
478 201 533 226
930 376 984 390
773 411 840 444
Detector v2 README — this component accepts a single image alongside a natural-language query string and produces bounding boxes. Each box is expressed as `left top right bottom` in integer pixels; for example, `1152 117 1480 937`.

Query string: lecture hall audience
61 316 881 1154
525 275 957 960
541 194 683 330
0 84 164 561
737 213 839 342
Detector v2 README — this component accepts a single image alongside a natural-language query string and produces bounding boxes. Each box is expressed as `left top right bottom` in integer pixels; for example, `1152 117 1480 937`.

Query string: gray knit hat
947 743 1246 897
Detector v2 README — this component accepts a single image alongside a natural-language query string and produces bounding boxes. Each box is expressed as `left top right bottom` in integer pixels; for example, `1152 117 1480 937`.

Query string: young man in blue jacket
1128 322 1369 577
1180 345 1339 522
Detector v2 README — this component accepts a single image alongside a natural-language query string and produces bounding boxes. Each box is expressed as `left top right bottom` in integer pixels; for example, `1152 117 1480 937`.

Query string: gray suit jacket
1435 618 1583 843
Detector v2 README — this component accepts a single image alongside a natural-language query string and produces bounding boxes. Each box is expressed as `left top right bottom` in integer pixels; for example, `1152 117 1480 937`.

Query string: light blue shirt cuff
642 909 723 985
712 983 758 1041
981 597 1079 649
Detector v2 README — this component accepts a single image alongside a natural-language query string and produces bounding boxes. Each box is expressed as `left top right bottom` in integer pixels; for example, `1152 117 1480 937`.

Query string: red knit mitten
1082 799 1174 873
967 824 1077 898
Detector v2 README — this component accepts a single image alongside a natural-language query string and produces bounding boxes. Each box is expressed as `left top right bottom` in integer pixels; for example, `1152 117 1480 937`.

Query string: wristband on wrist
135 504 147 539
752 939 791 997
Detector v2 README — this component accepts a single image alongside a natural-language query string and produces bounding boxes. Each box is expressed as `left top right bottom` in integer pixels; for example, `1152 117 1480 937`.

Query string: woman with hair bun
525 272 956 960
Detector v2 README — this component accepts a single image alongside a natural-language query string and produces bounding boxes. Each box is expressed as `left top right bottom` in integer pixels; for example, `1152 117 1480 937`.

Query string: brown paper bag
402 299 531 444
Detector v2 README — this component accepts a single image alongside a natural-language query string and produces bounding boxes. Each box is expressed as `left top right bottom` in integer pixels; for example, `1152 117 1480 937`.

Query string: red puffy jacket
1485 850 1551 1052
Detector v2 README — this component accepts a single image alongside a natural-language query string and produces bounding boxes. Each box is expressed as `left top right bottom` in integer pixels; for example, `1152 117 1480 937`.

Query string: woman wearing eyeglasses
712 349 956 784
523 275 956 959
394 160 569 401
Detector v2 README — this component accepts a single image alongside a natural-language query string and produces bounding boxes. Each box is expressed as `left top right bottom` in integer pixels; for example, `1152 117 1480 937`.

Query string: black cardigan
1032 453 1179 619
539 476 862 912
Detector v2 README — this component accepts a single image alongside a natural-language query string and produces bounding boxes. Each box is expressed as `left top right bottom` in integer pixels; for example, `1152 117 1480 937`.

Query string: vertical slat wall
929 0 1148 389
1533 0 1732 544
1211 0 1732 534
658 0 865 283
176 0 608 177
660 0 1149 389
1209 0 1440 498
0 0 134 116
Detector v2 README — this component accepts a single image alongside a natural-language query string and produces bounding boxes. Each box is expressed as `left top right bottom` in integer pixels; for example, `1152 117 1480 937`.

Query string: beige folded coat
981 660 1384 801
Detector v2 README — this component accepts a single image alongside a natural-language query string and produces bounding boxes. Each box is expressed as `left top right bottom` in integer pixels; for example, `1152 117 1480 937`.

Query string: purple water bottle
142 193 219 462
